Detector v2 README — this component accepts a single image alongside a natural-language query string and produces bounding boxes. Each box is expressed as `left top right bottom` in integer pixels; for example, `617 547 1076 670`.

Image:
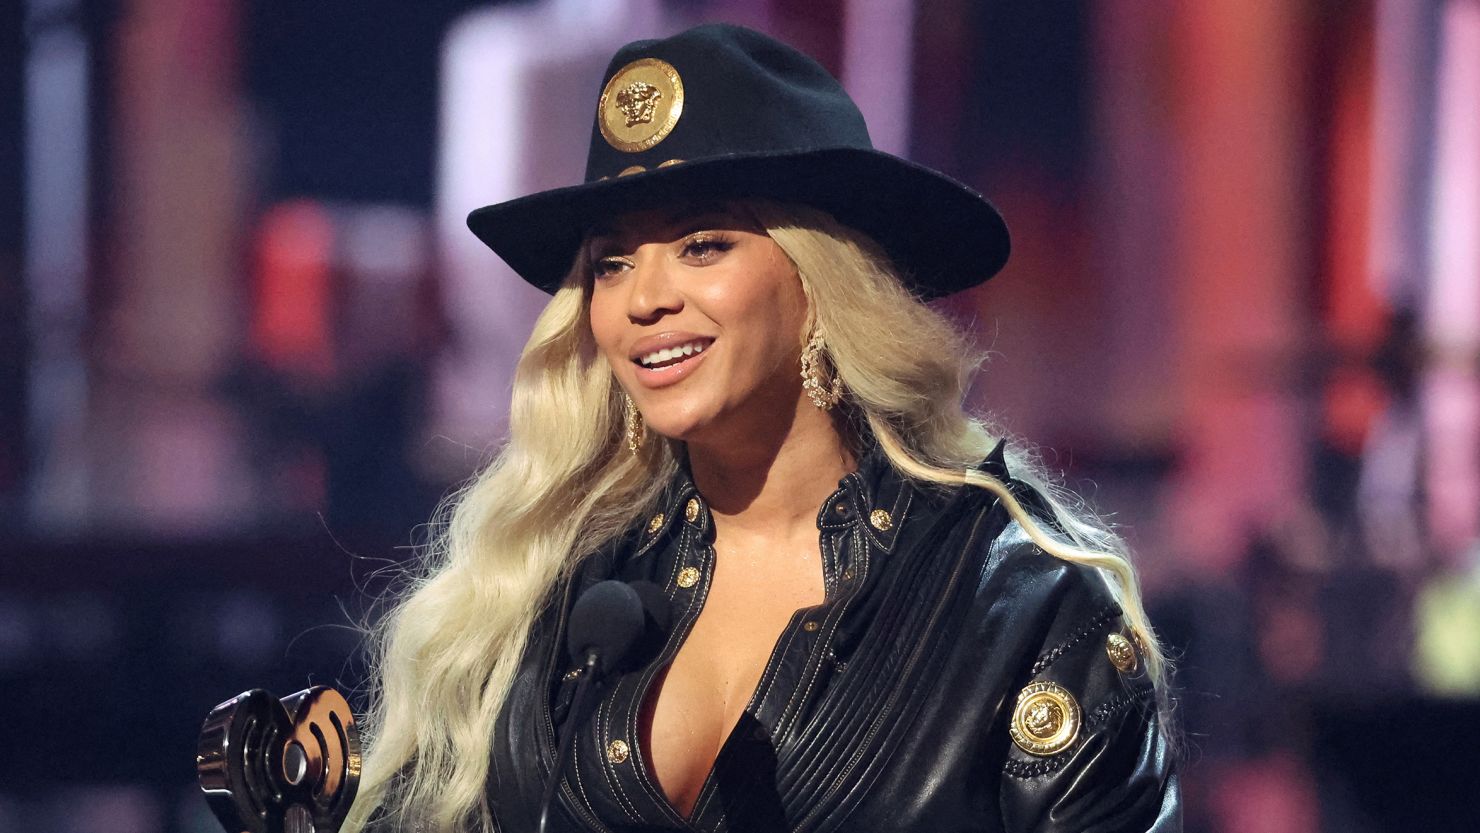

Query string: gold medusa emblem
598 58 684 153
1009 681 1081 756
1025 699 1062 734
615 81 662 127
1106 632 1139 674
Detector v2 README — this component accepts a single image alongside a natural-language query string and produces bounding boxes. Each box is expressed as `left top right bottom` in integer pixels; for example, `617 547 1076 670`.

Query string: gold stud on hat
598 58 685 153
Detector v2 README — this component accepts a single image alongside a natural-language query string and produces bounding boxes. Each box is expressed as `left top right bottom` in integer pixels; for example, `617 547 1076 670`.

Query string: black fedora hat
466 23 1010 299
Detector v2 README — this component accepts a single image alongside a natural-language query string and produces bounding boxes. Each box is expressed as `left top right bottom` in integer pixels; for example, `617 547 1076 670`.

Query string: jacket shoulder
979 527 1179 830
978 515 1125 640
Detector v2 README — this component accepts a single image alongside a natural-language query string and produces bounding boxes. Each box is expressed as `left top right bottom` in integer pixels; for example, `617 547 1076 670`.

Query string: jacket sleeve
997 565 1181 833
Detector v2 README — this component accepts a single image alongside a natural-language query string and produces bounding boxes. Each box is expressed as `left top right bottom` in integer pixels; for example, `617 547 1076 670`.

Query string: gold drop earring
623 392 646 452
799 329 843 410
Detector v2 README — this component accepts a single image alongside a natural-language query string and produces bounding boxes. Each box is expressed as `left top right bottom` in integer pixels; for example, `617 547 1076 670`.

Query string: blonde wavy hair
343 200 1170 833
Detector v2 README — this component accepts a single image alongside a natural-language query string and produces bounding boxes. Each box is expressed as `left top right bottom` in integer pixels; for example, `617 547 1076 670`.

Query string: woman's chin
641 416 710 445
639 403 737 447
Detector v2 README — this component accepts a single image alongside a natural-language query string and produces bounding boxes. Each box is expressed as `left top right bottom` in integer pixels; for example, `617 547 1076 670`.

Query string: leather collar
632 438 1010 560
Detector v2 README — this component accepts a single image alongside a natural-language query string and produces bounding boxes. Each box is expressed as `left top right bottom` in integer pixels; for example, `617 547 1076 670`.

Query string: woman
347 23 1179 833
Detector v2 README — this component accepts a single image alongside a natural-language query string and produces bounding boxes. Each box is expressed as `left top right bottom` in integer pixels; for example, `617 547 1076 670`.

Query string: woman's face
586 204 811 446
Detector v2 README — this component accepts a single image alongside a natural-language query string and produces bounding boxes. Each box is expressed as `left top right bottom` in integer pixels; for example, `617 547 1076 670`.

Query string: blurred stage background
3 0 1480 831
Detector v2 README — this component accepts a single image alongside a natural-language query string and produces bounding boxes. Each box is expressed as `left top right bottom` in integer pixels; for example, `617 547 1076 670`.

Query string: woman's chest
643 542 828 816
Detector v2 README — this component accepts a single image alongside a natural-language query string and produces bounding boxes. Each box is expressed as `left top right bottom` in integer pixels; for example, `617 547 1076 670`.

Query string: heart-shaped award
197 686 362 833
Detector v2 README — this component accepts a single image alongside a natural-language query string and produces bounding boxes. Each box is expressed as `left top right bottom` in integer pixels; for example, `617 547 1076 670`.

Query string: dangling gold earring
799 329 844 410
623 392 646 452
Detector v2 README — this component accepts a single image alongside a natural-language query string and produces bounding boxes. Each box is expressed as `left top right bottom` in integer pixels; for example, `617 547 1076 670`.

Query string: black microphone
538 580 670 833
566 580 645 676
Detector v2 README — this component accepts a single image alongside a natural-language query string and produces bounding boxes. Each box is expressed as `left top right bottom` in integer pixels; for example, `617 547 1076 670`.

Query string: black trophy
197 686 361 833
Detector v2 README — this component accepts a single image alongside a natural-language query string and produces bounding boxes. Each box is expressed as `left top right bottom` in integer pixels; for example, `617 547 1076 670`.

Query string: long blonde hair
343 201 1170 832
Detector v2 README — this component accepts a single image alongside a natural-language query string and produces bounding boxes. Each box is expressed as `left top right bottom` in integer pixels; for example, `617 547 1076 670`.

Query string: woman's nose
626 249 682 321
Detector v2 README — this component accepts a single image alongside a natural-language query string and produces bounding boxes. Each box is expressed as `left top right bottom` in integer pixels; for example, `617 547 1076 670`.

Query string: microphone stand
538 650 601 833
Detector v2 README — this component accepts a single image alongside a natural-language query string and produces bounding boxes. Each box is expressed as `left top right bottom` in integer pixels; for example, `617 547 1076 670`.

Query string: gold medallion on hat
1009 681 1081 756
598 58 684 153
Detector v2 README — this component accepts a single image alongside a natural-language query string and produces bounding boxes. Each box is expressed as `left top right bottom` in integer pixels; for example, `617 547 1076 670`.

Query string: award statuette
197 687 361 833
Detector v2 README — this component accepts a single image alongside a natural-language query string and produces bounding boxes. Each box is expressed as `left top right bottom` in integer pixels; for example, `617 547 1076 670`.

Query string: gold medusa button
676 566 701 588
685 498 700 523
869 509 892 531
647 513 665 534
1106 632 1139 674
1009 681 1081 756
598 57 684 153
606 739 630 764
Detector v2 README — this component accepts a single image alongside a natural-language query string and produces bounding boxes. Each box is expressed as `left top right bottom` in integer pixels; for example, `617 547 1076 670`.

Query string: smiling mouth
635 338 713 369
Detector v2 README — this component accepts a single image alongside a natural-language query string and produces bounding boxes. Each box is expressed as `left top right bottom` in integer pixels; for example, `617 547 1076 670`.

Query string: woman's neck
684 410 855 540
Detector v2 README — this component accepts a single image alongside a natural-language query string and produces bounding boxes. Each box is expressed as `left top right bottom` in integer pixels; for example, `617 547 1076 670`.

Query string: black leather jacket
486 443 1180 832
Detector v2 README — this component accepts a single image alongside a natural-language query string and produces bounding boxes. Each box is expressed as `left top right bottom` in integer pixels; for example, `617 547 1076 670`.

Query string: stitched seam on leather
821 529 839 597
1085 689 1150 729
618 528 683 821
691 777 719 826
1002 753 1074 779
623 657 654 816
890 484 912 546
751 611 804 710
767 526 841 722
611 689 644 822
780 487 958 804
784 493 953 790
1029 605 1121 676
563 751 615 833
775 519 871 739
785 523 866 752
667 524 691 588
796 502 990 830
570 730 602 817
663 581 715 829
597 678 643 822
781 526 864 736
779 611 837 738
778 524 877 798
628 529 709 825
804 498 995 832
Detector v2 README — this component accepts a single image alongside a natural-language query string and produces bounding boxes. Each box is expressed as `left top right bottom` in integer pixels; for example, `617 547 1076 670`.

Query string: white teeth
638 340 710 367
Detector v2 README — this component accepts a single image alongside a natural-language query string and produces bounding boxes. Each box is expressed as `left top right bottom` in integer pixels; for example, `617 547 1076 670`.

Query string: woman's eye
681 235 734 263
592 257 631 279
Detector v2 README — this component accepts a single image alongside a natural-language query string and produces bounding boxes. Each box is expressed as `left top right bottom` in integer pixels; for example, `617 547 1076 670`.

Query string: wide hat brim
467 146 1009 301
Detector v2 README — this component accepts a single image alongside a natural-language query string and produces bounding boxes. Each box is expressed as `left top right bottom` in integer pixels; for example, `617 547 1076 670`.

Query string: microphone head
567 580 645 676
